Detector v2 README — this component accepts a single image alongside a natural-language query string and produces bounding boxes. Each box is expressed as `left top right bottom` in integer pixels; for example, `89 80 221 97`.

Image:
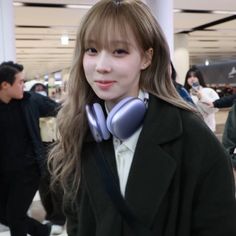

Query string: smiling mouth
95 80 115 89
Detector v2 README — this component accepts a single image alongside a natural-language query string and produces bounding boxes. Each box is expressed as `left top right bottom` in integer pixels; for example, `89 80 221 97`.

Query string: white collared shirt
113 127 142 196
109 90 148 196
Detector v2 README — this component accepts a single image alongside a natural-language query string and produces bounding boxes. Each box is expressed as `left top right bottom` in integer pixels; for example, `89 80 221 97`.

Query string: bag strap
93 143 155 236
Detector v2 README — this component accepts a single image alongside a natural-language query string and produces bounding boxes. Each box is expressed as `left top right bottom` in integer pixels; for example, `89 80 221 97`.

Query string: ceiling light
66 4 91 9
173 9 181 13
13 2 24 6
205 60 209 66
213 10 236 15
61 35 69 45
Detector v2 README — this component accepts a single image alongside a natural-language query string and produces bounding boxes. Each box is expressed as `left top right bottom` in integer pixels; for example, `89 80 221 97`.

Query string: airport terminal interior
0 0 236 235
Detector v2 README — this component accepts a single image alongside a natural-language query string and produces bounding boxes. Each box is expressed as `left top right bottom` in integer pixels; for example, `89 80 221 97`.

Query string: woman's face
187 73 199 86
83 27 151 109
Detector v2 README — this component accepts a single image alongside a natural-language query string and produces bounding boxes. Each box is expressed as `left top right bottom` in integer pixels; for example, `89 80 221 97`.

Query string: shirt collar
117 126 142 152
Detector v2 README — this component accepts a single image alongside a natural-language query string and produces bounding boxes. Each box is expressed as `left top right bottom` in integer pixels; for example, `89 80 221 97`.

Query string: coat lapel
100 138 120 185
125 95 183 226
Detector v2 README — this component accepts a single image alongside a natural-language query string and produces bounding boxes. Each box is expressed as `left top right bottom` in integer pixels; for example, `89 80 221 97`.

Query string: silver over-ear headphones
85 96 148 142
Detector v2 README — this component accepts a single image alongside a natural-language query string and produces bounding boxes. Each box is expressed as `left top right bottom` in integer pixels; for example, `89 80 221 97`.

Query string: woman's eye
114 49 128 55
85 48 97 55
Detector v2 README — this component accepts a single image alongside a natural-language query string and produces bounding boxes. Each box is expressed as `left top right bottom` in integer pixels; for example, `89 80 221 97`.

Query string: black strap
93 143 155 236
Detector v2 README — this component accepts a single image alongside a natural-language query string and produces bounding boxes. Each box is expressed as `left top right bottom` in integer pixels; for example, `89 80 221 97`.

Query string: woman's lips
95 80 115 90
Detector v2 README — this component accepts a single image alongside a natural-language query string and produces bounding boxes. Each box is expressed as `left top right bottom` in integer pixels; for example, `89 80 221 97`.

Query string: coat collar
0 91 31 104
113 94 183 226
90 95 184 226
141 93 183 145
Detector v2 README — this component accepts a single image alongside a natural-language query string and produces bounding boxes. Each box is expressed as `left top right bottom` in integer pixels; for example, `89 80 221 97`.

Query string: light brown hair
48 0 194 200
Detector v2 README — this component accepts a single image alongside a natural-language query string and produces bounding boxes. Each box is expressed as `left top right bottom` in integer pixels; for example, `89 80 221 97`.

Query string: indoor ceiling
13 0 236 79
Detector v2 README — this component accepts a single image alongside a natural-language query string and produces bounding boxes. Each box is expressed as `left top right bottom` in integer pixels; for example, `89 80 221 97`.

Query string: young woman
49 1 236 236
184 67 219 132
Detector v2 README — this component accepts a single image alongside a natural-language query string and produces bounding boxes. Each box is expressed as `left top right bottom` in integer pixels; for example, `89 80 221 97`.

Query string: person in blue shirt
170 62 195 105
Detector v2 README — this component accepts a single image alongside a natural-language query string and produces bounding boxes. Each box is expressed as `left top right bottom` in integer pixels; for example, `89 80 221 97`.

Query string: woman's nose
95 52 111 73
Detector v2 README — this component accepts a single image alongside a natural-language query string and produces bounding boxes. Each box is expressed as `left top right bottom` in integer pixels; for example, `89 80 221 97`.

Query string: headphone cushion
106 97 146 140
106 97 134 126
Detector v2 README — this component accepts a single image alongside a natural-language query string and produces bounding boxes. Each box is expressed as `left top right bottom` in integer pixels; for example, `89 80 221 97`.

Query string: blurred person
24 80 48 97
48 1 236 236
170 62 194 105
206 93 236 108
184 66 219 132
24 80 66 235
0 61 59 236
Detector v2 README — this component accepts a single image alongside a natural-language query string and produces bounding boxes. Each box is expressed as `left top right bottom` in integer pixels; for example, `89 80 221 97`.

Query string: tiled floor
215 108 230 125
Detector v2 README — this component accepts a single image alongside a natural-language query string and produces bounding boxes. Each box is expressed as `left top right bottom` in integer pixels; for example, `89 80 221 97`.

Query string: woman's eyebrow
86 39 130 45
86 39 96 43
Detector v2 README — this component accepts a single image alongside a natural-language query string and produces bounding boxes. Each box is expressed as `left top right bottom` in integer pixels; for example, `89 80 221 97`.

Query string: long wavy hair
48 0 194 201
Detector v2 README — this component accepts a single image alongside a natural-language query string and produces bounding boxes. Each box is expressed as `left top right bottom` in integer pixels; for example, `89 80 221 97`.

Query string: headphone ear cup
106 97 133 133
85 104 110 142
92 103 110 140
107 97 146 140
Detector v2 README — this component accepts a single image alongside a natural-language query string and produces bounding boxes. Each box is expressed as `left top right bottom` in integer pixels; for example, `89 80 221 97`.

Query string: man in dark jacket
0 61 59 236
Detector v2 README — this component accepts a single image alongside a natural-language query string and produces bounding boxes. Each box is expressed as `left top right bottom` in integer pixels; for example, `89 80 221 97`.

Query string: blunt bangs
85 13 130 49
82 1 146 52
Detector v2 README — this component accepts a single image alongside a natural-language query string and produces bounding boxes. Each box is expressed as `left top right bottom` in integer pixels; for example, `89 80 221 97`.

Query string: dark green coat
222 103 236 167
66 95 236 236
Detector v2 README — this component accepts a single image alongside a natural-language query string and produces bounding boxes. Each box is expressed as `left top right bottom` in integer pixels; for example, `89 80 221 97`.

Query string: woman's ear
141 48 153 70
